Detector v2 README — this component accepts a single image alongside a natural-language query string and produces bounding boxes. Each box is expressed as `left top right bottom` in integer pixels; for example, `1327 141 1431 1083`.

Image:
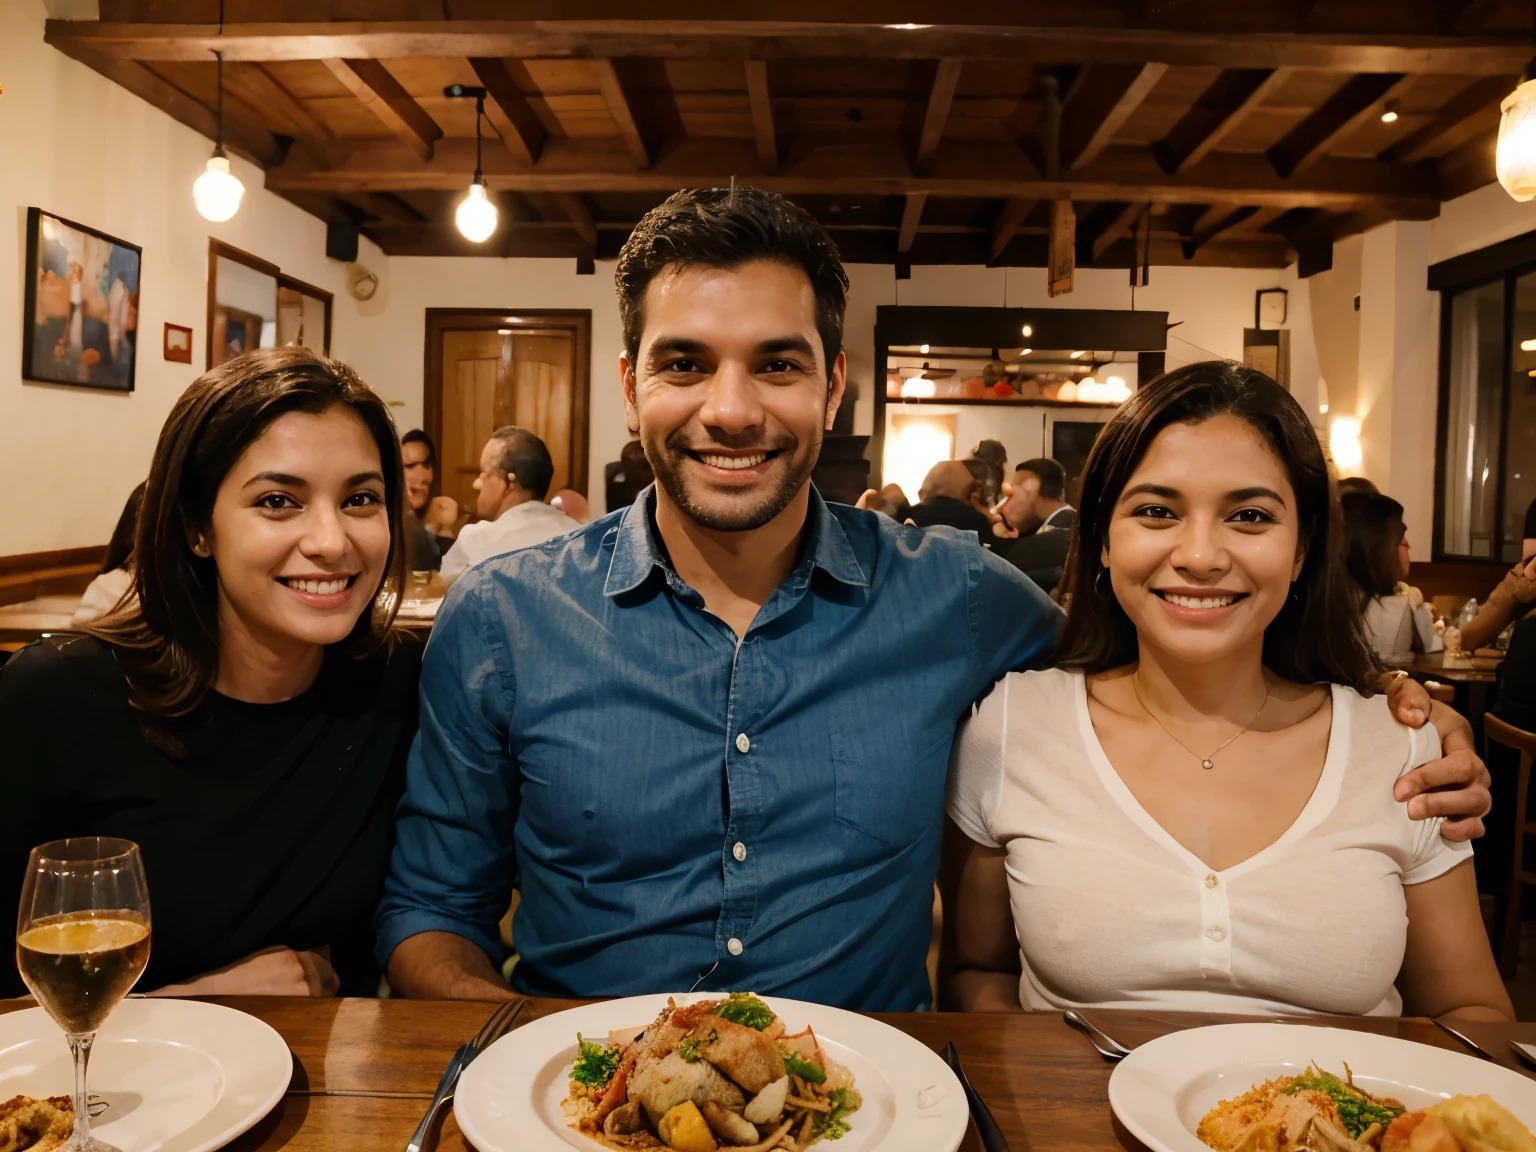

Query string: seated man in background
907 459 993 539
995 458 1075 593
1459 497 1536 651
439 426 580 583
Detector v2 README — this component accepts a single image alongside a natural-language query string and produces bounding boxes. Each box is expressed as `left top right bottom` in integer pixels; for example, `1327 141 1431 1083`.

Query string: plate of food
453 991 969 1152
1108 1022 1536 1152
0 998 291 1152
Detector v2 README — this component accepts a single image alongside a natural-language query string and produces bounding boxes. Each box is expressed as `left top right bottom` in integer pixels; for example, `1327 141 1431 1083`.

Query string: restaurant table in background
1409 649 1503 737
0 595 78 653
0 997 1526 1152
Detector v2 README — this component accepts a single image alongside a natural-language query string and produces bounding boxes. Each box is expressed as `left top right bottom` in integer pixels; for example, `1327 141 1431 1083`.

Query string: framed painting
22 208 142 392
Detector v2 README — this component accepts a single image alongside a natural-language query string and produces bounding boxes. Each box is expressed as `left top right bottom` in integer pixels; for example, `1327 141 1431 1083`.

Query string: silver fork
1063 1009 1133 1062
405 999 521 1152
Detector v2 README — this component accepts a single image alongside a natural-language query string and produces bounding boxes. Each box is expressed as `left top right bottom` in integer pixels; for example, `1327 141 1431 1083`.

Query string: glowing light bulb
1521 338 1536 351
919 344 930 354
1329 416 1363 471
1497 77 1536 201
1021 324 1033 338
456 181 499 242
193 155 244 222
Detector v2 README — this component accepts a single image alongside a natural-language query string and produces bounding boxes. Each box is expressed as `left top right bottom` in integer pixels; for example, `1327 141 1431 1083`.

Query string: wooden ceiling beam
361 191 428 224
1380 73 1509 163
592 58 653 168
897 192 927 254
1090 201 1146 260
743 60 778 172
1060 62 1168 170
1445 0 1505 32
1154 67 1294 175
469 57 546 166
915 59 964 172
320 58 441 161
225 61 334 149
44 20 1536 74
553 192 599 248
990 197 1036 262
1267 72 1415 177
265 137 1442 216
1181 205 1258 257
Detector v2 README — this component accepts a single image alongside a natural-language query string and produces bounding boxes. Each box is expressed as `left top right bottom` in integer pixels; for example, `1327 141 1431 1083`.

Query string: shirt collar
603 485 869 598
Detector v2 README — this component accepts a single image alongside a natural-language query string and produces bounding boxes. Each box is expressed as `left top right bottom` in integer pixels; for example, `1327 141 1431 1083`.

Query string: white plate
1109 1022 1536 1152
455 993 969 1152
0 998 291 1152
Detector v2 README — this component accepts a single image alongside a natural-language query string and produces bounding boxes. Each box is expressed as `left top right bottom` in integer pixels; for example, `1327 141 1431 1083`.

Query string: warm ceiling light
446 84 499 242
497 328 512 335
919 343 930 354
1497 61 1536 201
1380 101 1400 124
1522 338 1536 350
1021 323 1033 338
1329 416 1364 472
1070 350 1086 359
1018 348 1032 355
193 51 244 222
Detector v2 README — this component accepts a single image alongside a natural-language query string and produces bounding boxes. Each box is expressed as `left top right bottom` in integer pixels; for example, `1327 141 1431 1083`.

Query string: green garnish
571 1033 621 1088
1282 1064 1402 1138
782 1051 827 1084
814 1087 862 1140
714 992 776 1031
678 1037 701 1063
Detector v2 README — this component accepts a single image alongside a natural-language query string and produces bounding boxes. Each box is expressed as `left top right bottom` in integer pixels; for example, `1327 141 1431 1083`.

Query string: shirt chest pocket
829 724 951 846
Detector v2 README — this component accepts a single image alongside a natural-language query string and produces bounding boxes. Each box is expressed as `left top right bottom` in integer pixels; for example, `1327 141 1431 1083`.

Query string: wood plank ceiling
44 1 1536 272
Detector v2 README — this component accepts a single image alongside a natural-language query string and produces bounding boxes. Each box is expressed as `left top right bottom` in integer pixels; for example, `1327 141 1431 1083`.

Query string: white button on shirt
727 938 744 956
946 668 1471 1017
736 733 751 754
732 842 747 862
439 500 581 582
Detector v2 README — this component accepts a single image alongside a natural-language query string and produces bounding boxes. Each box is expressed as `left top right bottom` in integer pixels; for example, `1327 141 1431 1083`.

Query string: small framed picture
163 323 193 363
22 208 141 392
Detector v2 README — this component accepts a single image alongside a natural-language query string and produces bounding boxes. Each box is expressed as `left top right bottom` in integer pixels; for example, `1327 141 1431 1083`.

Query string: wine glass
16 838 151 1152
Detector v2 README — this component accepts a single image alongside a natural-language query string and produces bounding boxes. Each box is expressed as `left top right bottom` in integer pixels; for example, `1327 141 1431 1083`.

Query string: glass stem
67 1031 94 1148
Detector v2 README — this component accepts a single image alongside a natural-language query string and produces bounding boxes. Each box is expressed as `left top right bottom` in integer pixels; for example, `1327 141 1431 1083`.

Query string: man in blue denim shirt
377 188 1489 1009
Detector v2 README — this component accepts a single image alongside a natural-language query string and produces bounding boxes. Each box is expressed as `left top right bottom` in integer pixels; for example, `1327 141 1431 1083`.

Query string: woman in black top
0 347 418 997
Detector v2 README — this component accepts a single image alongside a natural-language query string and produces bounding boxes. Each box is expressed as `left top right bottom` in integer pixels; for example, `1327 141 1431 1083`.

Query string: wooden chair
1486 713 1536 977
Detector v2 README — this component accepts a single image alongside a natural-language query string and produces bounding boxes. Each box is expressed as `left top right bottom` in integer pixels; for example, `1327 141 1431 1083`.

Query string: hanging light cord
474 92 485 184
214 50 225 158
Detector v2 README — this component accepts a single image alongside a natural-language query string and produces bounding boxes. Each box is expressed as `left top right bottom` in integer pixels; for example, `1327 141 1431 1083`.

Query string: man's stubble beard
647 422 825 533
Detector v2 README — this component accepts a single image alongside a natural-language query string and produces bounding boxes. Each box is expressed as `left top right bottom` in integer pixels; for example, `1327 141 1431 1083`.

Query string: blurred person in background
549 489 591 523
439 426 580 583
994 459 1075 594
1341 492 1441 667
1458 497 1536 652
605 437 655 513
0 348 418 998
908 460 993 539
400 429 457 571
72 481 146 625
1336 476 1379 498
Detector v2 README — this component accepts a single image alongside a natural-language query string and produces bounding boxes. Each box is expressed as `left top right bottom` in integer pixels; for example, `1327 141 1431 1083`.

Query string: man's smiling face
622 260 846 533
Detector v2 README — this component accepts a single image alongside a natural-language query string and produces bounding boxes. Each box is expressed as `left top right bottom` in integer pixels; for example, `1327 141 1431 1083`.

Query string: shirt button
1205 874 1219 889
1206 926 1225 942
732 842 747 862
736 733 751 754
727 938 744 956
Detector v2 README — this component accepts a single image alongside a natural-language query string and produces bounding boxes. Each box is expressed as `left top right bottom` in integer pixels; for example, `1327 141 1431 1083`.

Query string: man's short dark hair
402 428 437 466
490 425 554 500
1017 458 1066 501
614 187 849 377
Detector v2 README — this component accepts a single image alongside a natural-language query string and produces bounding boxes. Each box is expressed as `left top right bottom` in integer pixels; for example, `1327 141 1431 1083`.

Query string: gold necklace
1132 674 1270 770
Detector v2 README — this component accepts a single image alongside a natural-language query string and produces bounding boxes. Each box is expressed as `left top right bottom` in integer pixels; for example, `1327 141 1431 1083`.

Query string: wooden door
437 323 584 523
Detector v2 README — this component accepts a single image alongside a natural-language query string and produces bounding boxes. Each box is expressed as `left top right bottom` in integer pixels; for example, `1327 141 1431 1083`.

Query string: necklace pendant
1201 759 1214 770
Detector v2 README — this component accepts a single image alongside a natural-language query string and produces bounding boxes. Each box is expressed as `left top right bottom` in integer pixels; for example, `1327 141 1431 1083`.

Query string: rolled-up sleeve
374 573 519 968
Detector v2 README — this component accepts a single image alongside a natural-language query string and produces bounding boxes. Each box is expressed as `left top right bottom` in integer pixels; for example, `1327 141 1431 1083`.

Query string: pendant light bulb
1498 69 1536 202
456 180 499 242
193 50 243 222
194 153 245 222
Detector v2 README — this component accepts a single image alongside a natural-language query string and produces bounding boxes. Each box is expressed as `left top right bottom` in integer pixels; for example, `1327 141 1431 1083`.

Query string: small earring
1093 567 1114 600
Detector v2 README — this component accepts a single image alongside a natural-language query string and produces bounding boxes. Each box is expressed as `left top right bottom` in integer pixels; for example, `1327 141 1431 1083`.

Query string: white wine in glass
16 838 150 1152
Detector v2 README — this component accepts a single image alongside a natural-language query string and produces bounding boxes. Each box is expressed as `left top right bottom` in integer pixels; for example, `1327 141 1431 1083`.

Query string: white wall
2 0 384 555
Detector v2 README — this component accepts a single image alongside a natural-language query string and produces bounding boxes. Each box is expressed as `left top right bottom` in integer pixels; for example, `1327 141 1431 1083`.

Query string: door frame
423 308 593 497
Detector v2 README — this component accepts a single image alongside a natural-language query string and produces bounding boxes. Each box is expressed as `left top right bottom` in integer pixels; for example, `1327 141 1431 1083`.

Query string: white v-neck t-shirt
946 668 1471 1017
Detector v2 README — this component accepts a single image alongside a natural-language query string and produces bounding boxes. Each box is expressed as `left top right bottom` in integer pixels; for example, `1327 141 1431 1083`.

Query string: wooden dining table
10 996 1524 1152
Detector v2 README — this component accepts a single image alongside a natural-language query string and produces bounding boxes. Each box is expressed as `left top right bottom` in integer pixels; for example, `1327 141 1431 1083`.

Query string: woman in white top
1342 491 1441 667
941 362 1511 1022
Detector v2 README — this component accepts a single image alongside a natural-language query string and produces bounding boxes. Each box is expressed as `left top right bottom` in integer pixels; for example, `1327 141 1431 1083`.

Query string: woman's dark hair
615 186 849 376
87 347 405 747
1341 492 1407 602
401 427 437 467
101 482 147 573
1055 361 1378 692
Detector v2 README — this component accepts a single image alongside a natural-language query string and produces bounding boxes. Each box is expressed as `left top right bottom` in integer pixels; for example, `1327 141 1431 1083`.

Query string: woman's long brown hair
87 347 406 751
